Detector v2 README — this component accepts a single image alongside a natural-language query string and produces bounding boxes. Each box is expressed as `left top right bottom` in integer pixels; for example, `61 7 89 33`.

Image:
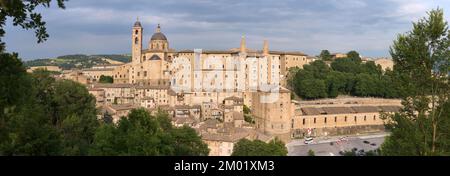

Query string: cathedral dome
151 33 167 41
150 24 167 41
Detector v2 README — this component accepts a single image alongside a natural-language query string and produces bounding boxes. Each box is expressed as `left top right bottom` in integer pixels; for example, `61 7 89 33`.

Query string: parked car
363 140 370 144
304 137 314 144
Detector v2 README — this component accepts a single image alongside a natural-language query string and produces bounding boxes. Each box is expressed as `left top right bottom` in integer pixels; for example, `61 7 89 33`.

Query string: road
286 132 389 156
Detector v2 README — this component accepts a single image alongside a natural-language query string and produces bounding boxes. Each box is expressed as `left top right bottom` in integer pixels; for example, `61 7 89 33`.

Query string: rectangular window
314 118 316 124
354 116 357 122
345 116 347 122
324 117 327 124
364 116 367 121
335 116 337 122
303 119 305 125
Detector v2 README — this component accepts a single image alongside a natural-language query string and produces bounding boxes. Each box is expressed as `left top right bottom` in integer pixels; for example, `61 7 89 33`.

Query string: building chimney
240 36 246 53
263 40 269 56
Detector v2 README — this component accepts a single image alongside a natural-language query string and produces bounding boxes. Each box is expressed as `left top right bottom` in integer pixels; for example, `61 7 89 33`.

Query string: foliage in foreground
231 138 287 156
381 8 450 156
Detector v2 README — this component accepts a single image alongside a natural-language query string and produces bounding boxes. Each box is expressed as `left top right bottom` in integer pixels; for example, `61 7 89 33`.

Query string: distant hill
25 54 131 70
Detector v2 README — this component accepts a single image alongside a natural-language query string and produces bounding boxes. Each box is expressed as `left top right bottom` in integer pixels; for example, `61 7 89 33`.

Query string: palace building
79 20 402 150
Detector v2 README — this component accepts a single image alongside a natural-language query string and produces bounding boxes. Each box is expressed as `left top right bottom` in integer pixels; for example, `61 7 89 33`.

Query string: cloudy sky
3 0 450 60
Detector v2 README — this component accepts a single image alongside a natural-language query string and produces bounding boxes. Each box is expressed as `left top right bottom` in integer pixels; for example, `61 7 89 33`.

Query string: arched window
134 37 138 44
135 30 138 35
156 43 159 49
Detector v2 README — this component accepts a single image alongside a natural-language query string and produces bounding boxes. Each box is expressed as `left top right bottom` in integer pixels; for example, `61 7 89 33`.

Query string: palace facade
70 20 402 155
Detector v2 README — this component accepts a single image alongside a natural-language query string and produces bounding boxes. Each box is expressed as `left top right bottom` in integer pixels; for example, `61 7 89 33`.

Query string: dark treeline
290 51 403 100
0 57 209 155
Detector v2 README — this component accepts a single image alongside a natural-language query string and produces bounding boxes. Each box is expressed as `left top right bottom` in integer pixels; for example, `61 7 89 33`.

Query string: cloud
3 0 450 60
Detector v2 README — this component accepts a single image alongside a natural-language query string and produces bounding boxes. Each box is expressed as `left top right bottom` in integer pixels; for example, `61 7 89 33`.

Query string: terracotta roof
224 96 244 102
135 85 170 89
201 128 251 142
301 107 322 115
94 83 133 88
173 117 197 125
82 68 115 72
379 106 402 112
109 104 139 111
322 107 355 114
175 105 201 109
351 106 380 113
299 105 403 116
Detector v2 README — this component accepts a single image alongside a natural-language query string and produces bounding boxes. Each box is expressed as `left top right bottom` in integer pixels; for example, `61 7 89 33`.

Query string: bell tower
132 18 143 63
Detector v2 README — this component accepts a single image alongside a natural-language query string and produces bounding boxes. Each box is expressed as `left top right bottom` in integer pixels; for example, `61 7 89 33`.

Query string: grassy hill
25 54 131 70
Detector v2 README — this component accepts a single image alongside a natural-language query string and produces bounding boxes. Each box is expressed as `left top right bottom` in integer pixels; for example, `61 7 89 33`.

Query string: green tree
0 53 33 128
0 100 62 156
347 50 362 63
381 8 450 156
331 58 361 74
50 80 99 155
243 105 255 124
295 79 327 100
307 149 315 156
286 67 300 89
91 108 209 156
354 73 377 97
0 0 67 51
319 50 332 61
231 138 287 156
99 75 113 83
171 126 209 156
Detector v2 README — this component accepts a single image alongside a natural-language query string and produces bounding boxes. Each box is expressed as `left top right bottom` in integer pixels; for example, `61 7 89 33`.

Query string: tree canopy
291 56 397 100
90 109 209 156
0 0 67 51
319 50 332 61
381 8 450 156
231 138 287 156
99 75 114 83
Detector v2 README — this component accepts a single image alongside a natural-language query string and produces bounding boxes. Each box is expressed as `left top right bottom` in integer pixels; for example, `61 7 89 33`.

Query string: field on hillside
25 54 131 70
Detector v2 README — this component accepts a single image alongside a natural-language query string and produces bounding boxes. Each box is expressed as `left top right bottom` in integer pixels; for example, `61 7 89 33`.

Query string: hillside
25 54 131 70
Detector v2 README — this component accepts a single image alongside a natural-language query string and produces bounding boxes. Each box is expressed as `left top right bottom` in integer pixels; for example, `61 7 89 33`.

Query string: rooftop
299 105 402 116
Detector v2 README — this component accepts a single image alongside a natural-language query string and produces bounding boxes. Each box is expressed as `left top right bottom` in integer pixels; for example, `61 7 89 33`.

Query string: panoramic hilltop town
40 20 401 156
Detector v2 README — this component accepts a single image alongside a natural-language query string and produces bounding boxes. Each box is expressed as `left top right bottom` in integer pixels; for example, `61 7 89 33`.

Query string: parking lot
286 133 388 156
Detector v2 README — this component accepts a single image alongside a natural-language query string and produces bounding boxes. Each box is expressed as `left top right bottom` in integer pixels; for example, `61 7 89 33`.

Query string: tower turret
240 36 246 53
263 40 269 56
132 18 143 63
